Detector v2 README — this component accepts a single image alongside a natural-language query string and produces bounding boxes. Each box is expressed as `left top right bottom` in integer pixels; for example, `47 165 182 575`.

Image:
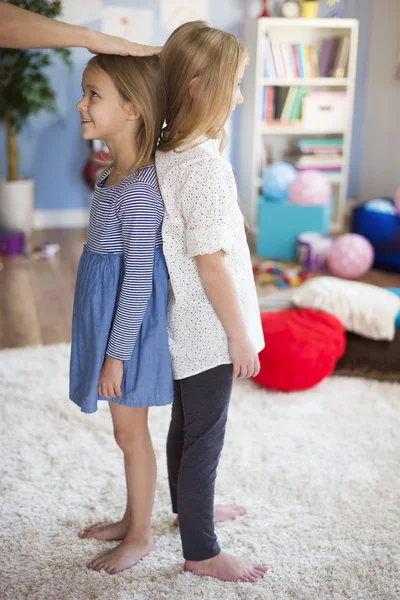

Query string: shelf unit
238 18 359 234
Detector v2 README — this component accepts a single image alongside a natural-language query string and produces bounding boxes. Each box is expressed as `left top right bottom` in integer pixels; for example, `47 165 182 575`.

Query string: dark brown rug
335 329 400 382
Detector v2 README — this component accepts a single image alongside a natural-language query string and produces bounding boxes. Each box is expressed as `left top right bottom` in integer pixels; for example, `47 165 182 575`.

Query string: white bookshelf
238 18 359 235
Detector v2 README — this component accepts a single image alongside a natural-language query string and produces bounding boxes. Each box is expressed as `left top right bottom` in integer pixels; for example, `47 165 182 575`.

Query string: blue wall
342 0 372 199
0 0 371 210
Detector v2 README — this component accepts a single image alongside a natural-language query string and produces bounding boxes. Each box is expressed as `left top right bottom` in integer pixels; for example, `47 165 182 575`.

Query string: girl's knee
114 427 150 453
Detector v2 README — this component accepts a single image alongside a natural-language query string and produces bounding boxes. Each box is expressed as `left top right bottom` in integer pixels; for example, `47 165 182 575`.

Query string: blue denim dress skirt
69 245 173 414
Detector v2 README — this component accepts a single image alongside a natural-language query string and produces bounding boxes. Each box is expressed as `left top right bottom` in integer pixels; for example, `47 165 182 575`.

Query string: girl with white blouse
156 21 267 583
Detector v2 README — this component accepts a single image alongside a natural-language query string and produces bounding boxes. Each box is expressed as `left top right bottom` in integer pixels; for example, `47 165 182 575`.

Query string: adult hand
87 29 162 56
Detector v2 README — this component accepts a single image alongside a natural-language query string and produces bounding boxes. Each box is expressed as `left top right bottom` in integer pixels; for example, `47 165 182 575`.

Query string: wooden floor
0 228 86 349
1 228 400 350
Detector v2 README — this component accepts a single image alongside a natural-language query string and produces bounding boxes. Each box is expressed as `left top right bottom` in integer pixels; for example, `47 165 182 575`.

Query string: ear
126 103 141 121
188 77 200 98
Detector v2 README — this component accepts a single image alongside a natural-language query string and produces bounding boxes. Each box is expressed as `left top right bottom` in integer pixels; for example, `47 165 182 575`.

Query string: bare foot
79 518 129 541
185 551 268 582
87 537 155 575
174 504 246 527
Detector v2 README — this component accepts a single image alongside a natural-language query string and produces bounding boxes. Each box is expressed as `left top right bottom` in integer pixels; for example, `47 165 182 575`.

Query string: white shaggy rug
1 344 399 600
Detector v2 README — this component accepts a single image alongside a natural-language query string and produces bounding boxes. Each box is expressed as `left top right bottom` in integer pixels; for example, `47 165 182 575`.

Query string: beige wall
359 0 400 201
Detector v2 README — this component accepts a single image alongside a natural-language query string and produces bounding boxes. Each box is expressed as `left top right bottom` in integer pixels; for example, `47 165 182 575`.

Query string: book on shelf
290 88 306 121
261 86 306 123
271 39 286 79
330 36 351 78
295 43 307 78
262 35 277 78
297 155 343 168
295 137 343 176
281 87 298 122
296 165 342 175
263 36 350 80
298 138 344 153
319 38 339 77
261 86 276 122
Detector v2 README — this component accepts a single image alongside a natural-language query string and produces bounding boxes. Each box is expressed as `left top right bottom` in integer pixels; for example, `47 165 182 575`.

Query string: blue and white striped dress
69 164 173 413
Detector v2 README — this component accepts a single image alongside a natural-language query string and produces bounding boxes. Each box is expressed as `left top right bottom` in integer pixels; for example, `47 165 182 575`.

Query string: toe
88 558 103 571
240 576 250 582
254 568 266 578
256 563 268 572
250 568 263 579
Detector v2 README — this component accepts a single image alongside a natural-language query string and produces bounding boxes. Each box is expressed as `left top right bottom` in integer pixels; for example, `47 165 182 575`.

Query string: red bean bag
254 309 346 392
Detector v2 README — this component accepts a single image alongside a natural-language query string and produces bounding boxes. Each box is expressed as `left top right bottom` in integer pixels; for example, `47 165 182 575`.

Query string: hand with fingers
98 356 123 398
228 335 261 379
87 30 163 57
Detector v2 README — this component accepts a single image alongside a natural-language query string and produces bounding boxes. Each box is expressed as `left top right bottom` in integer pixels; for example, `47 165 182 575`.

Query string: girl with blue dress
70 53 172 575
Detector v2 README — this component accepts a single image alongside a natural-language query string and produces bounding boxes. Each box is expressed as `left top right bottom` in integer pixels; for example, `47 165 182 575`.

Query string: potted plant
0 0 71 235
299 0 320 19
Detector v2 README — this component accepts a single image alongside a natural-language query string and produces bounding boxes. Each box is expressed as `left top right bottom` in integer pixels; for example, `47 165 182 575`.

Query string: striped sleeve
106 182 161 361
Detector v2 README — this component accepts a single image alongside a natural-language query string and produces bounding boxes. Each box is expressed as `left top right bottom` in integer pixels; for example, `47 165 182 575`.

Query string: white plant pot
0 179 34 235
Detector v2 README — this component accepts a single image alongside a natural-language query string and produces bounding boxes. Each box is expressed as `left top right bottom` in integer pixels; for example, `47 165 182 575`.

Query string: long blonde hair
87 54 166 168
158 21 247 153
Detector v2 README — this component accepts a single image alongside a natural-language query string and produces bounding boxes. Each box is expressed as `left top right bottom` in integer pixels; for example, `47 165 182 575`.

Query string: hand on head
87 30 162 57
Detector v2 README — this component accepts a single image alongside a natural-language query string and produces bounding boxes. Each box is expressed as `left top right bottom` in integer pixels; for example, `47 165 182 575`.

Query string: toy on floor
289 170 332 206
32 243 60 260
297 232 333 272
253 259 310 288
327 234 374 279
261 162 297 202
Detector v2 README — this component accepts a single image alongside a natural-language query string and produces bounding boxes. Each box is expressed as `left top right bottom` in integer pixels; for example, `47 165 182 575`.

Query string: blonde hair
158 20 247 153
87 54 166 169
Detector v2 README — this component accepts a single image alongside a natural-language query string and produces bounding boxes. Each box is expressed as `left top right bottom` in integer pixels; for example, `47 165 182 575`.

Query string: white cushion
292 277 400 341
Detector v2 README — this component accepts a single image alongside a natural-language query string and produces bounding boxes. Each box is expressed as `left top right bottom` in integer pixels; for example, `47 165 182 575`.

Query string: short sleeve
182 158 235 258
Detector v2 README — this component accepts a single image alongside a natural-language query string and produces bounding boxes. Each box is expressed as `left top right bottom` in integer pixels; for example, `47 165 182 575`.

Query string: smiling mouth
81 118 93 125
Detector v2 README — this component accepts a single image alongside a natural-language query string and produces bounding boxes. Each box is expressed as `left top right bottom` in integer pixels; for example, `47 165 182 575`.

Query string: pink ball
289 171 332 206
394 187 400 215
327 234 374 280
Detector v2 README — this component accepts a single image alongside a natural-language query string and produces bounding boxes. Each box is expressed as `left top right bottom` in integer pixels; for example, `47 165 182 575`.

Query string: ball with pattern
289 170 332 206
327 234 374 279
262 162 297 202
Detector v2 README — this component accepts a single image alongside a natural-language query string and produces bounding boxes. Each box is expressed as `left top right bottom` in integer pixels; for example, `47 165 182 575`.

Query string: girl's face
231 61 245 113
76 66 134 142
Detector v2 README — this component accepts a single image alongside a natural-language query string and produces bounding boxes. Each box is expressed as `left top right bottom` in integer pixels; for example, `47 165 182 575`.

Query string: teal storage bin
256 196 332 260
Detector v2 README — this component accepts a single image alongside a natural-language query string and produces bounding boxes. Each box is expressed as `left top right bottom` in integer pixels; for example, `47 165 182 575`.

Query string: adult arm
0 3 161 55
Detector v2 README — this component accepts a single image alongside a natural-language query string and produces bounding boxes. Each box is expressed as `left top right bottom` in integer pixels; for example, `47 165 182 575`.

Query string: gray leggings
166 363 233 561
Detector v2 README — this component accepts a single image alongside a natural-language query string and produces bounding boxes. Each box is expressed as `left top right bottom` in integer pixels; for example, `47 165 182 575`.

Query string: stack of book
261 86 305 123
262 35 350 79
295 138 344 179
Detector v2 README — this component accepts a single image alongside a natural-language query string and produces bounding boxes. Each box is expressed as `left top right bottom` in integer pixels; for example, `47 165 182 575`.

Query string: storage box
0 229 25 256
257 197 332 260
302 91 348 130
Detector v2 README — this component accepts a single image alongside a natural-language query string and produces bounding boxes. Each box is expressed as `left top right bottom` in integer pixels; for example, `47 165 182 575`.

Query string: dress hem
70 395 172 414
